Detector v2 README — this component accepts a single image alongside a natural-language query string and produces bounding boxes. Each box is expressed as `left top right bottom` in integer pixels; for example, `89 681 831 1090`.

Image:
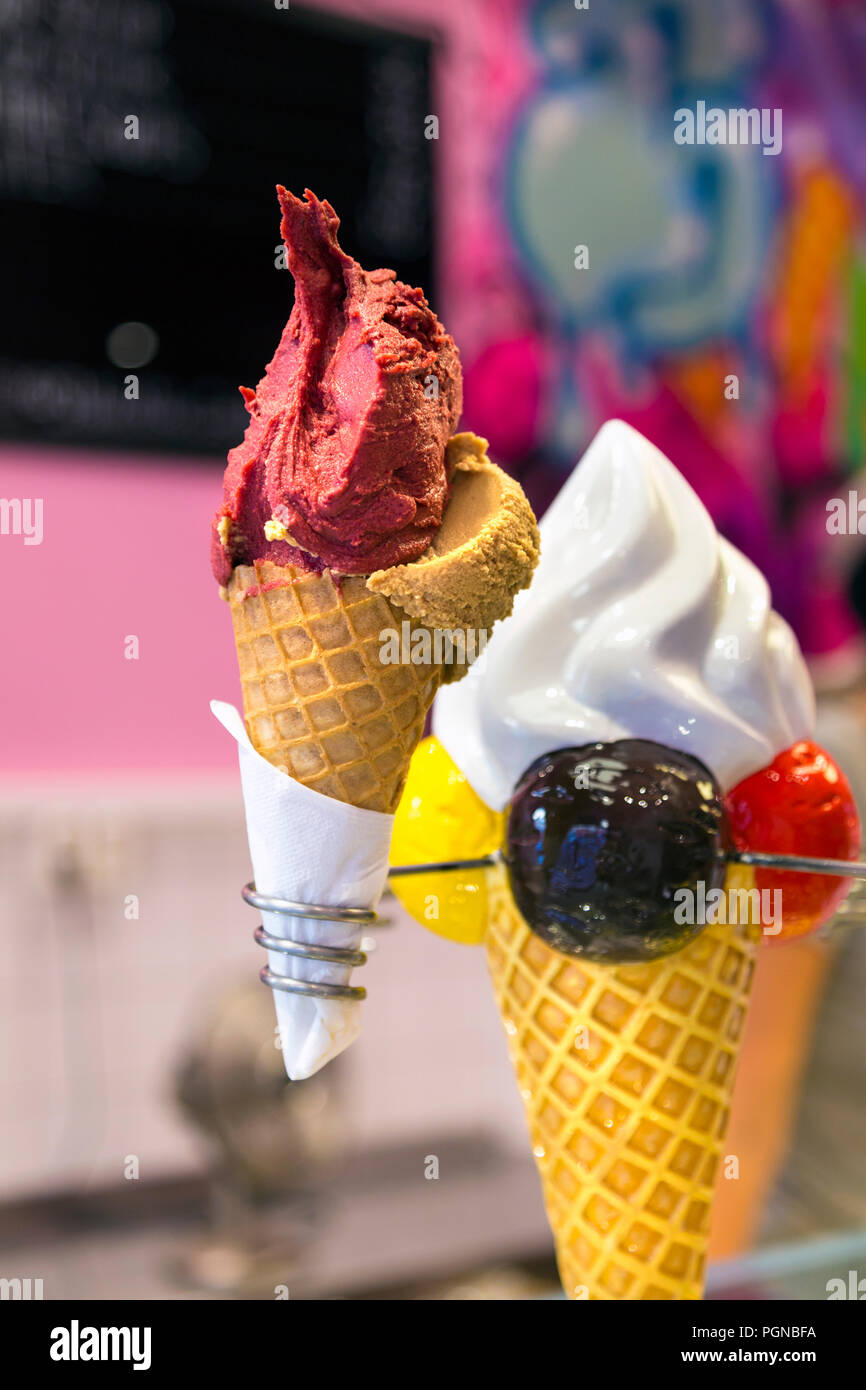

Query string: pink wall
0 445 241 777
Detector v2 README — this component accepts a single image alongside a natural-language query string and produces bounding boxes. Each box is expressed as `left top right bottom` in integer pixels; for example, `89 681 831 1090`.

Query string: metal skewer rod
388 854 501 878
726 850 866 878
246 848 866 1004
388 850 866 880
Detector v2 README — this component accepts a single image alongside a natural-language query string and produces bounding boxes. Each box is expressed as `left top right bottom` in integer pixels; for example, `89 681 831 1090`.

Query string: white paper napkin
211 701 395 1080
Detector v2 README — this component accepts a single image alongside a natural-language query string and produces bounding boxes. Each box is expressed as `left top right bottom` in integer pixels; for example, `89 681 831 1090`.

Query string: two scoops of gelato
211 188 539 1078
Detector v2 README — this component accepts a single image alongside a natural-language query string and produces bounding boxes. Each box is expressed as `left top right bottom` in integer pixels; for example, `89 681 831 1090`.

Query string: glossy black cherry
504 739 729 963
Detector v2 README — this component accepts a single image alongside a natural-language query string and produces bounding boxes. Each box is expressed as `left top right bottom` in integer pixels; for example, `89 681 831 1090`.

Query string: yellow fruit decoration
390 736 503 945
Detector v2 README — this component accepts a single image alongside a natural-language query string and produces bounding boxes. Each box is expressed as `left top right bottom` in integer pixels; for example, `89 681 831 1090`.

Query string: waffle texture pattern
486 868 759 1299
228 560 442 812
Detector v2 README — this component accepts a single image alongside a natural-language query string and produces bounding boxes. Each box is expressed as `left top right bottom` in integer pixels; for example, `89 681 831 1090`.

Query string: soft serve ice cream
434 419 815 806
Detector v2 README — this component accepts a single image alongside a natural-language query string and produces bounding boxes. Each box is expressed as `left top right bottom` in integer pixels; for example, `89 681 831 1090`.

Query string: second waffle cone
486 867 759 1299
228 559 441 813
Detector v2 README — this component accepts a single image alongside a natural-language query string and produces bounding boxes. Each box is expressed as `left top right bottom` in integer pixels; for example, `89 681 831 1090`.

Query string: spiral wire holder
243 882 376 1002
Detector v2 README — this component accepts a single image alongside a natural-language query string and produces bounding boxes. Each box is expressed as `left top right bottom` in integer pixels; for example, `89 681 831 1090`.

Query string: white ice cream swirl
434 420 814 809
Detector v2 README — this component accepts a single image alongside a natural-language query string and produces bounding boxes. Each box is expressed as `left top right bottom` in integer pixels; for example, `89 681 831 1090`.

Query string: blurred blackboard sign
0 0 435 456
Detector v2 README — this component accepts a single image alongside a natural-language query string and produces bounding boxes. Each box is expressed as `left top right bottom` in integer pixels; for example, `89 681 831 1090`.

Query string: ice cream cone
228 560 442 813
226 433 540 815
486 866 759 1300
213 187 540 1079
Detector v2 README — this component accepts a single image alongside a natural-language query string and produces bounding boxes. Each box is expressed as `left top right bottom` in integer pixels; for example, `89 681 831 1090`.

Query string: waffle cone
486 867 759 1299
227 560 442 812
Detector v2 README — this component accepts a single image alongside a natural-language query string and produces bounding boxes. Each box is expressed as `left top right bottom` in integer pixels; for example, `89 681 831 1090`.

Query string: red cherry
725 740 860 943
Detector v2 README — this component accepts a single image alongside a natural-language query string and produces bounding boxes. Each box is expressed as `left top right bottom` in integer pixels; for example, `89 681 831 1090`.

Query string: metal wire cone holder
242 882 375 1003
245 849 866 1002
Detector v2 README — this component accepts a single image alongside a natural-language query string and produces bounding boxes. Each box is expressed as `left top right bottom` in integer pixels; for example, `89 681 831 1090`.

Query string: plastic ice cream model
392 420 860 1300
434 418 816 808
212 187 540 1080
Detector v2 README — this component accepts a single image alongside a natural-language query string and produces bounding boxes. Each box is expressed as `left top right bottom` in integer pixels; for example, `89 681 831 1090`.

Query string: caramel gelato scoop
366 433 540 638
